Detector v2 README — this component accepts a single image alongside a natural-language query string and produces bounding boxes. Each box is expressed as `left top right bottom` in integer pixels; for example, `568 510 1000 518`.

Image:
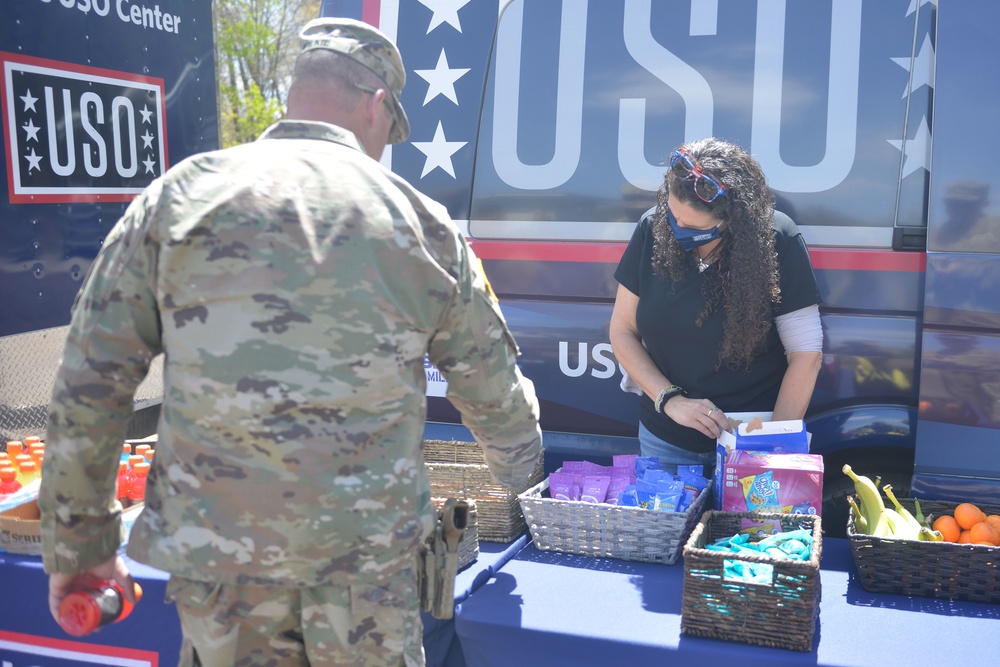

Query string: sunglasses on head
669 148 727 203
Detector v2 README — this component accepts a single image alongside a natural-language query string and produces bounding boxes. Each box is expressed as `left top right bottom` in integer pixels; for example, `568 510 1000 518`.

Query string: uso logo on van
1 52 167 204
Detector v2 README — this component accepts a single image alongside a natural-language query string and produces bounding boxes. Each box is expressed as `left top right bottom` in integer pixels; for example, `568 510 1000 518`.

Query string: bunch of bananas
842 465 943 541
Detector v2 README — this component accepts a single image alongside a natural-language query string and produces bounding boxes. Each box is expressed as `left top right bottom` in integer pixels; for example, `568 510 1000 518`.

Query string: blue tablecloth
0 533 529 667
421 533 529 667
0 551 179 666
454 537 1000 666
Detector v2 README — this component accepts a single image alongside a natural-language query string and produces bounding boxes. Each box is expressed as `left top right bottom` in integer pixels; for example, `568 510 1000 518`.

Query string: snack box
720 450 824 516
713 412 771 510
732 419 810 453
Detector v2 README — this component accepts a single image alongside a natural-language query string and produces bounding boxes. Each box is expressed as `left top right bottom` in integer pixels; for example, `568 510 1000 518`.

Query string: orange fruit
954 503 987 530
987 515 1000 532
958 530 972 544
969 521 1000 546
933 515 961 543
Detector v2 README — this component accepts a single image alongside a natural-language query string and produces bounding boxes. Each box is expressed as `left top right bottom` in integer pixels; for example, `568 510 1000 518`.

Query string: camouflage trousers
165 566 425 667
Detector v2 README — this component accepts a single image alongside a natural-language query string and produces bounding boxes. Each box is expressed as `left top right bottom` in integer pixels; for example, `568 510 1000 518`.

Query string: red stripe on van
469 241 927 272
363 0 382 27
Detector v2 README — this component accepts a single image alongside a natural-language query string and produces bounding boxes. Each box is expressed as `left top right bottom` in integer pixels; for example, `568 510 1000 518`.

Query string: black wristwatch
654 385 687 414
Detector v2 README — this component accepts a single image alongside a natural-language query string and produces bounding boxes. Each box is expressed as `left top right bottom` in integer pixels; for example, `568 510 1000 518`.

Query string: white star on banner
140 105 153 124
417 0 472 34
412 121 467 178
906 0 937 17
414 49 470 105
22 118 40 143
20 89 38 113
143 154 156 174
891 33 935 98
141 130 155 149
887 116 932 179
24 147 43 172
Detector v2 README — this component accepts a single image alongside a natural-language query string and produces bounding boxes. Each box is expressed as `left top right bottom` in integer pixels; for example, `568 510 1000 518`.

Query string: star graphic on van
906 0 937 17
412 121 466 178
891 34 935 98
418 0 472 33
24 147 43 173
21 118 40 143
140 104 154 124
887 116 931 178
414 49 470 105
20 89 38 113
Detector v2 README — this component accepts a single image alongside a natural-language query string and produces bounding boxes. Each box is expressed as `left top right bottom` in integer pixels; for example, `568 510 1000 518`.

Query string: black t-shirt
614 211 820 452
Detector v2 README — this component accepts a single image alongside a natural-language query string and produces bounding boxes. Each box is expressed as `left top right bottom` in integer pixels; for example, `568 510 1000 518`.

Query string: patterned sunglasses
669 148 727 202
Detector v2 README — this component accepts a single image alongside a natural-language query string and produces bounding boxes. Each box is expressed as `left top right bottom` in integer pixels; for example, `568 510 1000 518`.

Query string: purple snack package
548 471 576 500
581 475 611 503
604 468 635 505
613 465 637 484
613 454 638 470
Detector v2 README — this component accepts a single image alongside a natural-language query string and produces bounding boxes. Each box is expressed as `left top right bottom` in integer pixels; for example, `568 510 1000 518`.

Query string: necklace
696 242 723 272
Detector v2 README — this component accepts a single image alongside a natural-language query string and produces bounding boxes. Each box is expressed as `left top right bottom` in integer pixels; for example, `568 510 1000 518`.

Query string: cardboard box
0 499 42 555
0 480 144 555
713 412 772 510
721 450 824 515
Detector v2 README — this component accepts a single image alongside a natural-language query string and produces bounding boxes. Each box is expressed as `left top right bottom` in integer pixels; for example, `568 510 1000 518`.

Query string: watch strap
655 385 686 413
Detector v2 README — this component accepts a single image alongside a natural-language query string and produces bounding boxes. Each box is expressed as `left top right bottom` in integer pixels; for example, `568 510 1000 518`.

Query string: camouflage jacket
39 121 542 587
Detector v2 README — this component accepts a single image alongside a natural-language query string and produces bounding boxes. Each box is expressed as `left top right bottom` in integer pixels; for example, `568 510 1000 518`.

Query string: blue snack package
678 464 705 478
635 478 658 509
641 468 674 485
676 467 709 512
653 479 685 512
618 485 639 507
634 457 661 478
739 471 780 511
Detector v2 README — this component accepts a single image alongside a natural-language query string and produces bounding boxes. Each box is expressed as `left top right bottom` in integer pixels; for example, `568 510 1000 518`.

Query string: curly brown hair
651 138 780 368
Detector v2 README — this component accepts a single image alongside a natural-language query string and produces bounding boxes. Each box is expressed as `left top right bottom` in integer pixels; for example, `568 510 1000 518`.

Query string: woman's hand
663 395 729 439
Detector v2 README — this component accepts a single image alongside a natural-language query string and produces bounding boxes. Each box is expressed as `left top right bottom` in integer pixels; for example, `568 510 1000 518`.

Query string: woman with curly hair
610 138 823 467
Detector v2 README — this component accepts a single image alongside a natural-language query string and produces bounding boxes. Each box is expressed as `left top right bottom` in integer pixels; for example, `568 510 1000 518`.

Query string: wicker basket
681 511 823 652
847 498 1000 603
516 478 709 564
424 440 544 543
430 498 480 570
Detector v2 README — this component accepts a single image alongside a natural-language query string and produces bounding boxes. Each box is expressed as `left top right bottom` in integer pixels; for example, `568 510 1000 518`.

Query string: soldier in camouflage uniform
39 17 542 667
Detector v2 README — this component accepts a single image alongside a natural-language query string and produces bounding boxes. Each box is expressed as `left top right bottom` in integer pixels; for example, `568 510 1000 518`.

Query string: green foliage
214 0 321 147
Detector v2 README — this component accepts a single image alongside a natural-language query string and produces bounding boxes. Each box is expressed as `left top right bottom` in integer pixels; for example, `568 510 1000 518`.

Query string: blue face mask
668 209 723 252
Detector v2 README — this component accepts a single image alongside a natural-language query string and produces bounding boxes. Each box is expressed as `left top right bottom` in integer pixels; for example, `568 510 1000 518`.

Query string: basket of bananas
844 464 1000 603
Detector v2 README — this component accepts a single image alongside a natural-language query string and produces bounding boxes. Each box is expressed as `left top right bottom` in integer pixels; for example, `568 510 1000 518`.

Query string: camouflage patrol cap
299 17 410 144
